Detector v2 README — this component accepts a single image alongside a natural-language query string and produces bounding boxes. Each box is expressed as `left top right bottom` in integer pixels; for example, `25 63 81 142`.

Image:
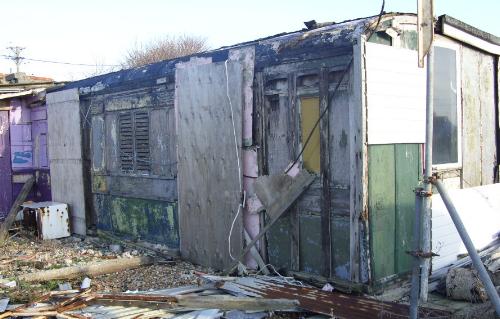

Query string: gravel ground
0 232 214 303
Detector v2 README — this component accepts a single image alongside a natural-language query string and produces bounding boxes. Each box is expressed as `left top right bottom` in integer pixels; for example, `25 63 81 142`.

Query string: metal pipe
420 46 434 302
433 179 500 316
409 189 423 319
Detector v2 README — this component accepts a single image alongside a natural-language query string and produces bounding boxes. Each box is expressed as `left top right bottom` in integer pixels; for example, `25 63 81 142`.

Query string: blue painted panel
94 194 179 248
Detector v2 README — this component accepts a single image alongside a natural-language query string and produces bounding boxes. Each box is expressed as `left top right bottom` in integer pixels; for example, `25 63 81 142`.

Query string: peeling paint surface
0 99 52 219
0 111 12 219
95 194 179 247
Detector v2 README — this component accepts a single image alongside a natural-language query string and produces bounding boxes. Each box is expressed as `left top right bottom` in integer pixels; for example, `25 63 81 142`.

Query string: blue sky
1 0 498 80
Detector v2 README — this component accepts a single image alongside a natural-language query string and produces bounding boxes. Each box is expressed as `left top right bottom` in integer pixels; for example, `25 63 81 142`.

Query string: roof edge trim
438 15 500 55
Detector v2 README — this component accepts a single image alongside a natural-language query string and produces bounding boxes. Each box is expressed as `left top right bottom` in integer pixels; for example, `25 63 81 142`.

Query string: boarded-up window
119 111 151 174
300 97 320 173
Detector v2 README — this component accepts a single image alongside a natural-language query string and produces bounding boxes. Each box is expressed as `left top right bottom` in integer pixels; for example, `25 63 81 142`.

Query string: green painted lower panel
299 214 323 275
266 214 292 270
368 144 422 282
369 145 396 281
331 215 350 279
395 144 421 274
94 194 179 248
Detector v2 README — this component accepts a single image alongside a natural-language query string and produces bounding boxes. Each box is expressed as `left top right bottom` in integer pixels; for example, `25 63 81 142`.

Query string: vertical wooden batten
351 36 367 283
288 72 300 271
319 67 332 277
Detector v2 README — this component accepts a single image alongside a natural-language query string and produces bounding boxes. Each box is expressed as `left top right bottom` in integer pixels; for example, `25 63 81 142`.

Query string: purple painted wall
0 95 51 219
10 99 33 169
0 111 13 219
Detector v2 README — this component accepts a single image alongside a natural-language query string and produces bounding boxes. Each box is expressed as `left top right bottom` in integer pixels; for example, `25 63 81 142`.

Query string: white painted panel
431 183 500 272
47 89 86 235
365 42 426 144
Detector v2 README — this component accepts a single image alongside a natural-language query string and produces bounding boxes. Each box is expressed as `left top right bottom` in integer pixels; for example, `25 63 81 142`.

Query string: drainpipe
432 179 500 316
420 46 434 303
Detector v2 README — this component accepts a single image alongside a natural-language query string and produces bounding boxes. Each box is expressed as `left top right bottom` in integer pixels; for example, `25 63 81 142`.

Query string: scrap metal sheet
216 277 450 318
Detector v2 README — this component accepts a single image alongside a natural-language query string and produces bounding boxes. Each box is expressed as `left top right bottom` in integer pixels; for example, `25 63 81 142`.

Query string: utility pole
6 46 25 73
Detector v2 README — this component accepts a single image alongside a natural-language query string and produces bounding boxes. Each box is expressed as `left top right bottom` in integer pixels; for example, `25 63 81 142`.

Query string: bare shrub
122 35 209 68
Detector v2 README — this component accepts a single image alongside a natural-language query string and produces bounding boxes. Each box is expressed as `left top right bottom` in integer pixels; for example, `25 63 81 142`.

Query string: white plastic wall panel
431 183 500 272
365 42 426 144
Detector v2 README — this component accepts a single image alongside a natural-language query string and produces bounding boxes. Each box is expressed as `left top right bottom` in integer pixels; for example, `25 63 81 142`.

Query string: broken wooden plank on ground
92 293 299 311
176 295 298 311
0 176 35 244
18 256 154 282
225 170 315 274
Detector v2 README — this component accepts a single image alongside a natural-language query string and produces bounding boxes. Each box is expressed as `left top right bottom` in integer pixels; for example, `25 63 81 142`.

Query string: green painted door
368 144 422 282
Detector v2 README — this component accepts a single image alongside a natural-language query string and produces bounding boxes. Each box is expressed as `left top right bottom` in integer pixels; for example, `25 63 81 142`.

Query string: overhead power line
0 54 120 67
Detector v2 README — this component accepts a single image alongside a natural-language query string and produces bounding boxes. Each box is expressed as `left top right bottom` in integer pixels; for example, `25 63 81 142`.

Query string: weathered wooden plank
107 176 177 201
263 81 293 269
265 215 292 269
329 70 351 187
47 89 87 235
299 214 323 275
254 72 266 175
288 73 300 271
176 61 243 270
331 215 350 279
227 170 315 274
479 54 496 185
0 176 34 244
461 46 482 187
319 68 331 278
368 145 396 281
18 256 154 282
94 194 179 247
351 40 365 283
394 144 420 274
243 230 270 275
91 115 105 172
0 111 13 220
230 47 256 147
150 108 176 178
254 72 268 264
266 95 291 174
328 66 353 280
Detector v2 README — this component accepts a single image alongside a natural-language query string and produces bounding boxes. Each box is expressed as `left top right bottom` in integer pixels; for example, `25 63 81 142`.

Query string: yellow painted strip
300 97 320 173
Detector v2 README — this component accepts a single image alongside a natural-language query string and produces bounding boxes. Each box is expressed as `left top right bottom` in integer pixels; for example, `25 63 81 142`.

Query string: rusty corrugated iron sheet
216 277 450 318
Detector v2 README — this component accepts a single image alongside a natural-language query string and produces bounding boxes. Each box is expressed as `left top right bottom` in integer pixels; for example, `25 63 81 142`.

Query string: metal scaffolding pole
409 189 424 319
419 47 434 303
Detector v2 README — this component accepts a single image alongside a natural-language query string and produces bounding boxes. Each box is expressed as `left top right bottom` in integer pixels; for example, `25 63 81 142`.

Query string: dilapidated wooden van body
47 13 499 288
